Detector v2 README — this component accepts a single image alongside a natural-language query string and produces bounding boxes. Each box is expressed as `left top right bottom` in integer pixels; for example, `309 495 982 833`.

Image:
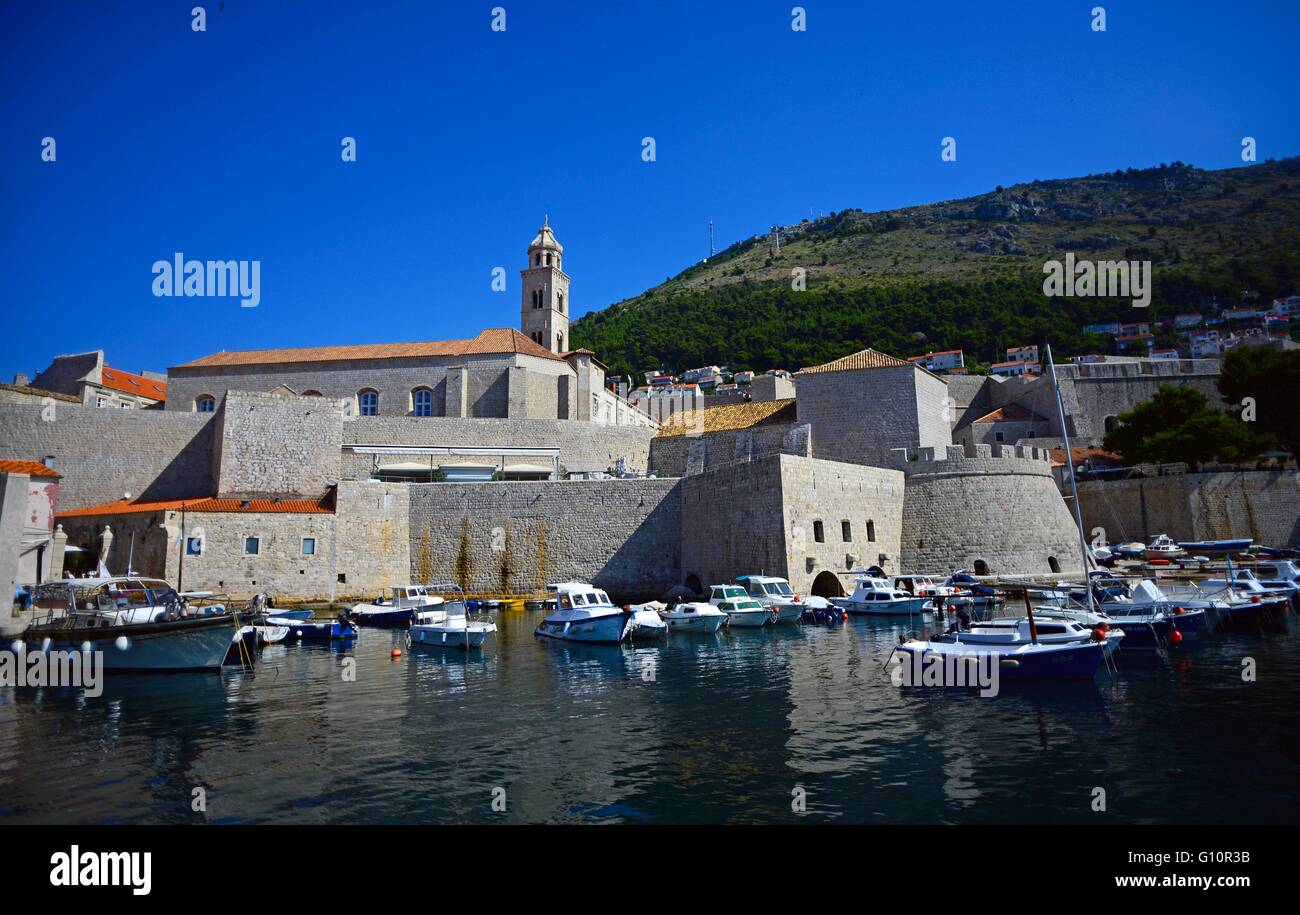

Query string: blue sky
2 0 1297 377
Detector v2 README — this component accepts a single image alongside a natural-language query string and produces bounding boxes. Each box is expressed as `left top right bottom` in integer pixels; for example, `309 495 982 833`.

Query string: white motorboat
715 596 771 627
833 575 932 616
409 592 496 649
940 616 1124 658
627 601 668 638
350 584 444 626
1144 534 1185 562
534 582 631 643
660 601 727 633
732 576 804 623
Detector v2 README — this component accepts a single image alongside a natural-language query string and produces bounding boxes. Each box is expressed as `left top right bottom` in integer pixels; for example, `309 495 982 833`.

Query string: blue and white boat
409 599 496 649
1177 538 1253 556
268 615 359 642
534 582 631 644
24 577 259 671
627 602 669 638
940 615 1125 659
893 636 1106 682
258 607 312 621
350 585 444 626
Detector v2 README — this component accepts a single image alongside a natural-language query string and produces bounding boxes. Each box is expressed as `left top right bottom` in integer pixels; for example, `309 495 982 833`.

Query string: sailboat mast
1044 343 1097 615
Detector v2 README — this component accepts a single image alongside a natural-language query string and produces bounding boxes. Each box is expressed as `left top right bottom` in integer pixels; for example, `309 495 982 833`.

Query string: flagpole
177 503 186 593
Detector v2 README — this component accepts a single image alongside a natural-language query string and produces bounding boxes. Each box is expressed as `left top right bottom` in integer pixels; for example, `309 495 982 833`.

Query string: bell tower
520 216 570 353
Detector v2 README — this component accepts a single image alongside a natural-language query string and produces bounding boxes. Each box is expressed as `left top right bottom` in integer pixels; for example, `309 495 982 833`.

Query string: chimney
13 373 29 386
42 455 55 469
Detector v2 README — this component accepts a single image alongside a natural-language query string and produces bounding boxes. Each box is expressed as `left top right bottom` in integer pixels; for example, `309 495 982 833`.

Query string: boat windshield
570 593 586 606
765 582 793 596
586 592 602 605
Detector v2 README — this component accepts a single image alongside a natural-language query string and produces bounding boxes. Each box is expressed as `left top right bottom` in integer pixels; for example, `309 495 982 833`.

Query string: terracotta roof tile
1048 447 1120 468
973 404 1049 424
0 460 62 479
174 328 563 369
656 398 796 438
796 347 942 381
101 366 167 400
57 495 334 518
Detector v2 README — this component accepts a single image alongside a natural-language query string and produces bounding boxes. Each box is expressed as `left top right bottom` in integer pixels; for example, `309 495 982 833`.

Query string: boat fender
9 640 23 653
1169 629 1184 645
1173 606 1184 615
1000 659 1021 668
1090 628 1107 642
40 638 52 653
80 641 93 654
391 647 402 658
113 636 130 652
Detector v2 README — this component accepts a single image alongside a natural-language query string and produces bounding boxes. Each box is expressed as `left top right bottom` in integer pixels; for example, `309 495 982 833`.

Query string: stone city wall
406 478 681 601
57 480 410 603
895 444 1085 576
1077 470 1300 548
342 416 656 477
679 453 906 597
0 402 216 509
214 390 345 496
648 423 807 478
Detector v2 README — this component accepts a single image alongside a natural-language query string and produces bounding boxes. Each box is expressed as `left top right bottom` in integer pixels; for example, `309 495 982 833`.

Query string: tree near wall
1102 384 1275 471
1217 346 1300 462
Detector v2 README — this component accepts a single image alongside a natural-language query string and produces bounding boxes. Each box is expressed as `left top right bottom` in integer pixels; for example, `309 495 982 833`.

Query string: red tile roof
0 459 62 479
797 347 942 381
1048 447 1120 468
174 328 564 369
100 366 167 401
973 404 1048 424
57 495 334 518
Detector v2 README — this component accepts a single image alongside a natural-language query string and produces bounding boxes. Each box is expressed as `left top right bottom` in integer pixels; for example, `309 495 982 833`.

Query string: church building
165 221 652 426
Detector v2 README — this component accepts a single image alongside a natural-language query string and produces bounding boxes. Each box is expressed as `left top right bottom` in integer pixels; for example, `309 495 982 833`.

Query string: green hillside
571 158 1300 381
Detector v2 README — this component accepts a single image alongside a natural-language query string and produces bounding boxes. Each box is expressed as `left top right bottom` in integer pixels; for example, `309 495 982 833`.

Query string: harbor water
2 609 1297 824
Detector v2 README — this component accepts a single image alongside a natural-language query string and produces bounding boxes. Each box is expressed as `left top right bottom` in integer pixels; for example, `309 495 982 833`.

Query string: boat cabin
30 576 183 626
549 581 615 610
709 584 748 605
734 575 796 601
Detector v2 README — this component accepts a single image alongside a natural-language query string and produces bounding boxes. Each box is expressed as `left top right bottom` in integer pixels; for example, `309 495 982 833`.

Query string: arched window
535 254 541 266
813 520 825 543
411 388 433 417
558 292 565 313
974 559 989 576
1104 415 1120 433
195 395 216 413
302 390 323 397
543 253 550 266
556 333 565 351
358 389 379 416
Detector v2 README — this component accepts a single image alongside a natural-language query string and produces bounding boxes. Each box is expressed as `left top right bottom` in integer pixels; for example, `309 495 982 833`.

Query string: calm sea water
2 609 1297 825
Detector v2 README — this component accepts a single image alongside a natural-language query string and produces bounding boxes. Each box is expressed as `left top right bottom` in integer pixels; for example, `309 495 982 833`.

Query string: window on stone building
412 388 433 417
558 292 565 313
866 520 876 542
358 389 379 416
244 537 260 556
813 520 825 543
196 395 216 413
186 537 203 556
842 520 852 541
1048 556 1061 573
995 431 1004 442
96 396 109 408
302 390 323 397
974 559 989 575
302 538 316 556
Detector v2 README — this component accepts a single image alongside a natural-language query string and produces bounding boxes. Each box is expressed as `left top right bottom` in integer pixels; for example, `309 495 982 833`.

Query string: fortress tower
520 217 570 354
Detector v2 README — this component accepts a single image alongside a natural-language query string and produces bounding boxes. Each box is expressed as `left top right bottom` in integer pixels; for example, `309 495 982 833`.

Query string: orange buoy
1173 606 1185 615
1169 628 1184 645
391 647 402 658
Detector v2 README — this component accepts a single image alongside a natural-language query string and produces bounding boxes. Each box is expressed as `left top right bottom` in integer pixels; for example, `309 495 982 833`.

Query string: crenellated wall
894 444 1086 576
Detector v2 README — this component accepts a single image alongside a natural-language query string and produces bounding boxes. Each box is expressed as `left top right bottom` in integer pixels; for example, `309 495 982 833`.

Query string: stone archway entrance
684 573 703 596
810 570 844 598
